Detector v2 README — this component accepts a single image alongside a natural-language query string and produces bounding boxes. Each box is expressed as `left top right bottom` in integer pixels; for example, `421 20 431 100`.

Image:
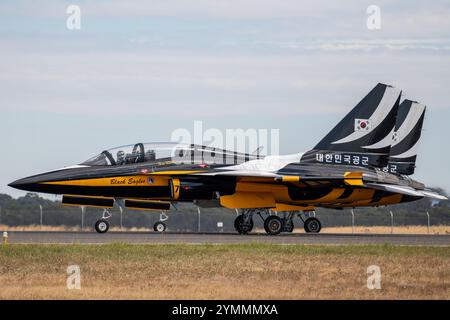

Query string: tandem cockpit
81 142 263 167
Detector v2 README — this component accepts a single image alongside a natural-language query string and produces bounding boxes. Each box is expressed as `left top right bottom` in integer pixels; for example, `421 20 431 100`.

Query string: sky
1 0 450 197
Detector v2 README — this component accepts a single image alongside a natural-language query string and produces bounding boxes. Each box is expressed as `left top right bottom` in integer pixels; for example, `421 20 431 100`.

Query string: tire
234 214 253 234
304 217 321 233
264 216 283 235
95 219 109 233
284 222 294 233
153 221 166 232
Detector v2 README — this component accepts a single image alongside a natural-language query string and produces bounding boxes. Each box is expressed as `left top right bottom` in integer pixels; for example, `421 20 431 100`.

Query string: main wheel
234 214 253 234
264 216 283 235
304 217 321 233
153 221 166 232
95 219 109 233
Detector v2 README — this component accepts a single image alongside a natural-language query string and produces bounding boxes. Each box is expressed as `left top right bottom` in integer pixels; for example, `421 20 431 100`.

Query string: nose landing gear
95 209 112 233
153 211 169 233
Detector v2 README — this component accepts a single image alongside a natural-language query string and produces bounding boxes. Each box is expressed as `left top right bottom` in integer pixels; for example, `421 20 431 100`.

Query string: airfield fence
0 205 449 232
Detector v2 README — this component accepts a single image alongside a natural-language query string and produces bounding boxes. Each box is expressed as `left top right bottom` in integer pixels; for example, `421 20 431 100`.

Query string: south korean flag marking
392 132 398 143
355 119 371 131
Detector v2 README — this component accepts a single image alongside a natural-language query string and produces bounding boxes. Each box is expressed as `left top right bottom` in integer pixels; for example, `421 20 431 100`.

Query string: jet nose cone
8 176 42 192
8 178 29 190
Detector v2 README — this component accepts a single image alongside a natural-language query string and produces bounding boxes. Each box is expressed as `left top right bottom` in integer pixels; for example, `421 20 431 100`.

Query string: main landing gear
234 209 256 234
234 209 322 236
95 208 112 233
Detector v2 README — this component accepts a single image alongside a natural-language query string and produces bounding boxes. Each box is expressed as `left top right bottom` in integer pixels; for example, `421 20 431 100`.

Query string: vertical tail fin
301 83 401 167
386 100 426 175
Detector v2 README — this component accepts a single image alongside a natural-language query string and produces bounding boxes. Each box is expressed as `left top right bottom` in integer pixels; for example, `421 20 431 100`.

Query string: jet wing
420 190 448 200
193 169 448 200
364 183 424 197
365 182 448 200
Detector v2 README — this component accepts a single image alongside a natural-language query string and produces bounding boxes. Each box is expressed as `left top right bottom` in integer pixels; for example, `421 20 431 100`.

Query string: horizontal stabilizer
365 183 448 200
365 183 424 197
421 190 448 200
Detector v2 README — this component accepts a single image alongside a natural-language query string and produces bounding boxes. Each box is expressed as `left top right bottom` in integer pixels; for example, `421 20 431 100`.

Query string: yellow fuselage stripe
41 175 169 187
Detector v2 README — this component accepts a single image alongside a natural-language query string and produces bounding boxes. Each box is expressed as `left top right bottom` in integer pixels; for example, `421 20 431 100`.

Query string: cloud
1 48 450 117
1 0 450 117
254 38 450 52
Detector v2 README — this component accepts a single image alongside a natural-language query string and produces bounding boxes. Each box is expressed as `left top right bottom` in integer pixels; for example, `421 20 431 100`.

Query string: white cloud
254 38 450 51
1 49 450 117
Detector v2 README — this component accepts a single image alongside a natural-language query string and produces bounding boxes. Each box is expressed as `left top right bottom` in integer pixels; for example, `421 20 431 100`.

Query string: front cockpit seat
116 150 125 165
145 150 156 162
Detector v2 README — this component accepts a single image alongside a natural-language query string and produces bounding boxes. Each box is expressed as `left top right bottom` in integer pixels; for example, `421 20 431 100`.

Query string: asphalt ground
3 231 450 245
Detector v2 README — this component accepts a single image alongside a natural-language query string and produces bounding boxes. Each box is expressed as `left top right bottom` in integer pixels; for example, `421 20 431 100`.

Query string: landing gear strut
281 211 295 233
154 211 169 233
95 208 112 233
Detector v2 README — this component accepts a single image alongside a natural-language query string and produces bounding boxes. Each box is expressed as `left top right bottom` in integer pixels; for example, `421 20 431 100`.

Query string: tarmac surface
3 231 450 245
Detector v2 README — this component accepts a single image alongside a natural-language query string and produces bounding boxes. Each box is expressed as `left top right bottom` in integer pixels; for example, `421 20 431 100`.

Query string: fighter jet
9 83 447 235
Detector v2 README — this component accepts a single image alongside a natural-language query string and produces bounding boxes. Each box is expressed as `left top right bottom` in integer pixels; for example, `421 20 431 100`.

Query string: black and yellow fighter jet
9 83 447 235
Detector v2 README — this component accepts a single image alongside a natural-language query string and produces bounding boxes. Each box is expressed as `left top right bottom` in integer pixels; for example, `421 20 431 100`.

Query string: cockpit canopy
81 142 262 166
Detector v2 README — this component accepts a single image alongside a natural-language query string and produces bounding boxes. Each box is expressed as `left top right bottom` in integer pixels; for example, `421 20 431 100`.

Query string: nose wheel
95 219 109 233
95 209 112 233
153 221 167 232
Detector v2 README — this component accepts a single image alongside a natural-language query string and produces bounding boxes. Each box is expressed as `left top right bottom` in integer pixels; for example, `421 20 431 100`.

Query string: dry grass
321 225 450 235
0 244 448 300
2 224 449 234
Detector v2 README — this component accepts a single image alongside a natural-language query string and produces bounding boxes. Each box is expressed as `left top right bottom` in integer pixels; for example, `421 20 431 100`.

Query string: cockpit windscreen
81 142 261 166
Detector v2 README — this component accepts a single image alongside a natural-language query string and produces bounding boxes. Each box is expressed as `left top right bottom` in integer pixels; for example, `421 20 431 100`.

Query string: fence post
197 207 201 233
426 211 430 234
81 206 85 231
119 206 123 231
389 210 394 234
39 205 43 230
351 209 355 234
